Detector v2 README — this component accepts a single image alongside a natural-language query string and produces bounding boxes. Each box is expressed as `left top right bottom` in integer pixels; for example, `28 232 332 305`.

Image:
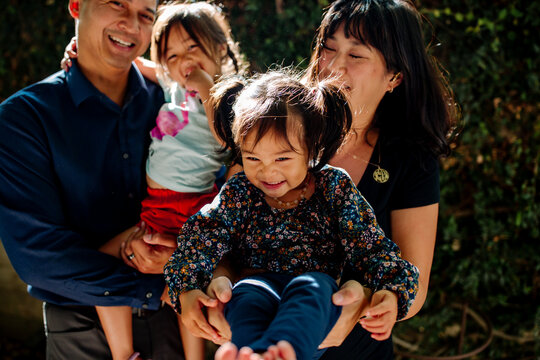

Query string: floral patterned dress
164 166 419 320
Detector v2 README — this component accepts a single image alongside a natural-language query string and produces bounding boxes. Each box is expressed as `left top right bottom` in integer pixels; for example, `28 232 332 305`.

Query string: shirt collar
66 60 148 108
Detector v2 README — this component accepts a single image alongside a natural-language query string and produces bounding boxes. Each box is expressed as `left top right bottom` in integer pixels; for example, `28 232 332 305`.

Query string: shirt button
146 292 153 299
123 153 129 159
128 193 134 199
104 291 110 296
142 303 149 309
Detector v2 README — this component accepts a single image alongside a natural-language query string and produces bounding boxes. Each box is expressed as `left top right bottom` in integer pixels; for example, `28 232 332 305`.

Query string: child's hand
179 289 221 343
359 290 398 341
185 66 214 100
60 36 77 72
206 276 233 344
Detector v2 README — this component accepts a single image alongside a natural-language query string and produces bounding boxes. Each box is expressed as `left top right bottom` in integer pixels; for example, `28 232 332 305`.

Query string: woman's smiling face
318 25 396 121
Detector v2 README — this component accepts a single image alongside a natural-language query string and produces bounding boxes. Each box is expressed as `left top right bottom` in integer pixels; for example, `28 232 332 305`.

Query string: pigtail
309 82 352 171
226 44 240 74
211 75 246 162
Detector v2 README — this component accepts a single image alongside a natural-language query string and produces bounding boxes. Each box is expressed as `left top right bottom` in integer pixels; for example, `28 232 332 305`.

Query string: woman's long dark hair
306 0 458 157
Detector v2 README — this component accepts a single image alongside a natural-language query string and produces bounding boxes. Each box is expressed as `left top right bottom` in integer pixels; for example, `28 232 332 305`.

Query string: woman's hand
121 223 177 274
318 280 371 349
206 276 233 344
359 290 398 341
60 36 77 71
178 289 220 343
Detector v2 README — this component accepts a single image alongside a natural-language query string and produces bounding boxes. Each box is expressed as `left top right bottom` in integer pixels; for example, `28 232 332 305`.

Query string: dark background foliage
0 0 538 359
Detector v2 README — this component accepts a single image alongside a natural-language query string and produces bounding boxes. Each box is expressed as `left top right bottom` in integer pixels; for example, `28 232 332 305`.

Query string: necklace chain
269 174 310 208
340 143 390 184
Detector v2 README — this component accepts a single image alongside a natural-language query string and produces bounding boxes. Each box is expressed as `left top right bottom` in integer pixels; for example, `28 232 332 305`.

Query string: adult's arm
321 203 438 341
390 203 438 320
0 95 164 309
134 57 159 84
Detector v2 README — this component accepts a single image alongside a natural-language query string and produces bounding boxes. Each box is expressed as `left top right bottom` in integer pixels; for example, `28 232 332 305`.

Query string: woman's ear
387 72 402 93
68 0 81 19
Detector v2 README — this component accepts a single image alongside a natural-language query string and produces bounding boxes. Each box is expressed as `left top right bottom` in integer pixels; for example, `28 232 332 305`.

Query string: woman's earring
388 72 401 93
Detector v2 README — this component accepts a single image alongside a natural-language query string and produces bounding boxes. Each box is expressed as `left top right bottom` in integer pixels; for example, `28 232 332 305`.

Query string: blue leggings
224 272 341 360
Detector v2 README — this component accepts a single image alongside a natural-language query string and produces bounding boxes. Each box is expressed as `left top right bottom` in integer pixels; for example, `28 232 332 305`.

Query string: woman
302 0 458 358
201 0 458 359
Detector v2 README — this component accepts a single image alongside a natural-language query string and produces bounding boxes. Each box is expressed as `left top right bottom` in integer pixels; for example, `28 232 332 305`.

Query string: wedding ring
127 253 135 261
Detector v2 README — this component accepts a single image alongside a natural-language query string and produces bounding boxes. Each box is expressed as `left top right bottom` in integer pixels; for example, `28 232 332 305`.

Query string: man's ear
69 0 81 19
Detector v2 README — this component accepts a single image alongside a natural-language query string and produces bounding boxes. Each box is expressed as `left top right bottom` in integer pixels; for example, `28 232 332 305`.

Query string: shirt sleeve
0 94 164 309
164 175 247 313
391 151 440 210
331 170 419 320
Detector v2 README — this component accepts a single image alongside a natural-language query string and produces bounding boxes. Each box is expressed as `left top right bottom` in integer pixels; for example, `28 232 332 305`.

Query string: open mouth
262 180 286 190
109 35 135 48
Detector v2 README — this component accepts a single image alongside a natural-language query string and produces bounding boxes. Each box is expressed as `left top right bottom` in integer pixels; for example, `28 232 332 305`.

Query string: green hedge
1 0 538 358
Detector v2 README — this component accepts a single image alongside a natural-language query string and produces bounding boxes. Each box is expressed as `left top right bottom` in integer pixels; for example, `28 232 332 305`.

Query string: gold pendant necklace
346 143 389 184
372 166 390 184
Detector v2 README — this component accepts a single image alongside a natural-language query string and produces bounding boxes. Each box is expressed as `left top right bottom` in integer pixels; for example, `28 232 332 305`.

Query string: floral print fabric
164 166 419 319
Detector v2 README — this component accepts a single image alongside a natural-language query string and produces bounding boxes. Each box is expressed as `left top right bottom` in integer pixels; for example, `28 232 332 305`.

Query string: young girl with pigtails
164 70 420 360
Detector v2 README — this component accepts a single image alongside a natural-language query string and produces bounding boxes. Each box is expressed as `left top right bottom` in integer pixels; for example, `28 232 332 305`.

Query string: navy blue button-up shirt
0 61 165 309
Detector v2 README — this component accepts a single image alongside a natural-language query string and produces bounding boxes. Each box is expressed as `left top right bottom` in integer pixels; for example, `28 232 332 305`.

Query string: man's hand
120 223 177 274
318 280 371 349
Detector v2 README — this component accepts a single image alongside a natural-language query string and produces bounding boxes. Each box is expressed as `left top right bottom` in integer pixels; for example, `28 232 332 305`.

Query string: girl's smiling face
240 120 310 202
318 25 396 121
162 24 223 86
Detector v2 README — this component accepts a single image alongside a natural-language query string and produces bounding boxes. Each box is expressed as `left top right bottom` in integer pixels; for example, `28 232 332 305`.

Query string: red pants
139 185 218 236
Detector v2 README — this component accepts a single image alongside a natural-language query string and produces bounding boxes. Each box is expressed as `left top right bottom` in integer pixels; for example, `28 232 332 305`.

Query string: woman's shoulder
381 136 439 172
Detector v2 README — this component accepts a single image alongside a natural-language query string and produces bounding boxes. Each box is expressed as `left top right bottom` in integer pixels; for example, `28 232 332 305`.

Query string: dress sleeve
164 175 247 313
331 170 419 320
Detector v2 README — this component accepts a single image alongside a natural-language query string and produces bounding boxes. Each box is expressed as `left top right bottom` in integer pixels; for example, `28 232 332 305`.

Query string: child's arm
178 316 206 360
335 170 419 320
134 57 159 84
96 305 137 360
359 290 398 341
60 39 158 87
96 227 146 360
184 67 224 145
99 225 142 258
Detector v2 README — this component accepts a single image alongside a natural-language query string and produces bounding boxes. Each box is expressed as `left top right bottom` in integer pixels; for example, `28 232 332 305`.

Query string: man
0 0 183 358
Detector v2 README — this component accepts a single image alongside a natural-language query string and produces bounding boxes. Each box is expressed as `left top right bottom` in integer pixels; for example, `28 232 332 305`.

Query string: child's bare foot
238 346 263 360
276 341 296 360
262 341 296 360
215 342 238 360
